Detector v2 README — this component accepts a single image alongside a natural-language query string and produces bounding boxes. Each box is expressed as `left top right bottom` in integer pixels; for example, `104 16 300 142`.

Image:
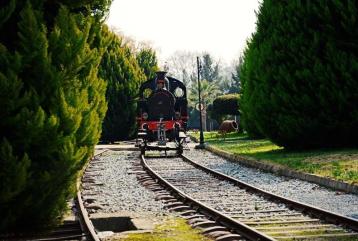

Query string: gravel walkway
81 151 168 215
184 148 358 220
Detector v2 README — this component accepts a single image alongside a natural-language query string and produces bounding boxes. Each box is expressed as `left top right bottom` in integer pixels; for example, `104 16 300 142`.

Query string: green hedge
241 0 358 148
212 94 240 116
0 0 110 231
211 94 241 130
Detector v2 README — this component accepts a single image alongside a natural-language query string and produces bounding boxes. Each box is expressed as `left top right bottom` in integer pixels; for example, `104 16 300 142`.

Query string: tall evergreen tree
228 57 243 93
100 27 145 142
240 44 264 138
241 0 358 148
0 0 110 231
201 53 220 82
136 47 159 81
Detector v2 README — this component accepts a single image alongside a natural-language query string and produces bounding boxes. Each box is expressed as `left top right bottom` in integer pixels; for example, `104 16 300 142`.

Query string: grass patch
117 217 210 241
191 131 358 184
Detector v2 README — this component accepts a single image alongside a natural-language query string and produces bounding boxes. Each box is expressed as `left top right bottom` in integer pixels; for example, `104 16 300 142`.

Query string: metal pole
196 56 205 148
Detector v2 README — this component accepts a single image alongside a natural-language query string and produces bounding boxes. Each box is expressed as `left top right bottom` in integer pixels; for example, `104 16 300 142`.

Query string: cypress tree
100 27 145 142
136 47 159 80
241 0 358 148
201 53 220 83
0 0 110 231
240 44 265 138
228 57 243 94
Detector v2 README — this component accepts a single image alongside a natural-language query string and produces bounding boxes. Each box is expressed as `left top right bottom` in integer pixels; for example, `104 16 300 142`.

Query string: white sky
106 0 261 64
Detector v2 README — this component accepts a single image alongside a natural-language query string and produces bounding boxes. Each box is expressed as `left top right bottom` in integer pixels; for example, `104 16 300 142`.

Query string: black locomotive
137 71 188 155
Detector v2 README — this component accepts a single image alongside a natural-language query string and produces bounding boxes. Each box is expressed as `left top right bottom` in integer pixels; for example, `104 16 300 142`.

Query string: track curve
142 154 358 240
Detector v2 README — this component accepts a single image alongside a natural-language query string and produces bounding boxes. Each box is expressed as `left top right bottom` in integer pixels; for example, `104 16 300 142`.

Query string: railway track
0 195 98 241
142 154 358 241
0 155 103 241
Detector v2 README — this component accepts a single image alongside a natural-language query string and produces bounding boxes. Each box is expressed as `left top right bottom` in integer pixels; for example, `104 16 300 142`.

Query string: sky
106 0 261 64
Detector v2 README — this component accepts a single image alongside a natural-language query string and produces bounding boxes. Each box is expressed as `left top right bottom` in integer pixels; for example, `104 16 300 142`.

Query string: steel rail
141 155 276 241
76 191 99 241
76 150 109 241
181 154 358 232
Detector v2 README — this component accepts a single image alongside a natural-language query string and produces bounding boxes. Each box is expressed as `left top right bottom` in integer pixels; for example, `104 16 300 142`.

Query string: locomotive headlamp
142 123 149 130
142 112 148 120
175 111 181 120
174 87 184 97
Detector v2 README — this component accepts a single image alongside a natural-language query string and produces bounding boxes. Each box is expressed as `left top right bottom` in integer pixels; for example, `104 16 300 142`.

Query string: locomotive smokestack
156 71 167 80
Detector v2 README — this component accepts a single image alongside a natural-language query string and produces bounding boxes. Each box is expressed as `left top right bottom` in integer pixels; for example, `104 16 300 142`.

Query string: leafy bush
212 94 240 116
211 94 240 125
240 1 358 148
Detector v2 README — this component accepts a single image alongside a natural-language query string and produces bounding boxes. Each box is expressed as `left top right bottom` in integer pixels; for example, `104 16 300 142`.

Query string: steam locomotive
137 71 188 155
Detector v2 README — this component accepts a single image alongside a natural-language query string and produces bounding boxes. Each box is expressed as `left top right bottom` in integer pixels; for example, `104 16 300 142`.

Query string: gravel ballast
81 147 358 220
184 147 358 220
81 151 168 215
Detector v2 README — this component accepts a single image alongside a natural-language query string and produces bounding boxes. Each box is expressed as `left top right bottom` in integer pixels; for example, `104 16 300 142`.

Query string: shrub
211 94 241 129
212 94 240 116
